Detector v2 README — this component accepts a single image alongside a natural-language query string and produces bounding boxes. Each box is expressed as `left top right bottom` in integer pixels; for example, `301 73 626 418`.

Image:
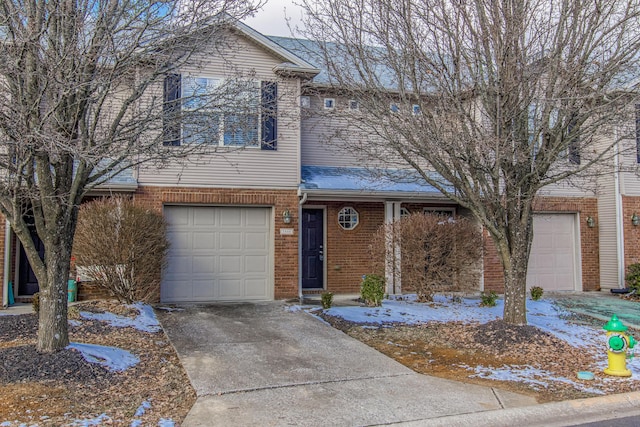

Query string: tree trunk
493 212 533 325
36 251 71 352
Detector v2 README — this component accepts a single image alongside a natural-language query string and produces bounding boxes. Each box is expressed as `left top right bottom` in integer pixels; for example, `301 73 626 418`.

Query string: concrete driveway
156 302 535 426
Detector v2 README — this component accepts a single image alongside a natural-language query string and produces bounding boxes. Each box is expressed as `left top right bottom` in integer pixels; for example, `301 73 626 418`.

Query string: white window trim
182 75 262 148
338 206 359 230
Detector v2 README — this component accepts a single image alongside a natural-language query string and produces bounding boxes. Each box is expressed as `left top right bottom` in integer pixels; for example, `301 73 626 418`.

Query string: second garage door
161 206 272 302
526 214 579 291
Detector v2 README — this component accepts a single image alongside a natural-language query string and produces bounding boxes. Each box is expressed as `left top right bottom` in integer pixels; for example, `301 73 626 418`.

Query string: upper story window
349 100 359 110
338 206 359 230
163 74 277 150
324 98 335 110
412 104 421 115
390 103 399 113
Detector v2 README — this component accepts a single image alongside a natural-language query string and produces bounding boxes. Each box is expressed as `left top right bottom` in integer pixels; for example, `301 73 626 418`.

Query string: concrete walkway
156 302 536 426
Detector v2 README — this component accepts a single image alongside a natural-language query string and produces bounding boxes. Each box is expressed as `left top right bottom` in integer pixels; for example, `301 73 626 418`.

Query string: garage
526 214 580 291
161 206 273 302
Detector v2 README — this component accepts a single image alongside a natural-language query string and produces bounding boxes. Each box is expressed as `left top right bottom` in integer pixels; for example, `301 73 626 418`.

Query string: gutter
614 131 625 288
300 188 449 201
3 220 11 308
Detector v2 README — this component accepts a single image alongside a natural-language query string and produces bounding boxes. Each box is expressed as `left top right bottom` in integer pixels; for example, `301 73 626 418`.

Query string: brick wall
77 282 113 301
483 197 600 293
134 186 300 300
321 202 385 294
622 196 640 270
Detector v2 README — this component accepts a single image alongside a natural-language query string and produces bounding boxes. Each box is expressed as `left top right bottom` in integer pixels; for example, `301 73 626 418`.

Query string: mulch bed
0 301 196 426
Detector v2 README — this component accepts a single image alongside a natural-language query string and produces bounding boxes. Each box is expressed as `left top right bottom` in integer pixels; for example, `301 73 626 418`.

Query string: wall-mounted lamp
586 216 596 228
632 213 640 227
282 209 292 224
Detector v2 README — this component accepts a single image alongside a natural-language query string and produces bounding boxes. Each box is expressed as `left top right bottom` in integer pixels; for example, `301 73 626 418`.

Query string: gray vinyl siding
598 172 620 289
137 32 301 189
301 95 365 167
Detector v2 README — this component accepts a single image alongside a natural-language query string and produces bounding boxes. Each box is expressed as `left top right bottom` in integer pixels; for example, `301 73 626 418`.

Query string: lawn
311 295 640 402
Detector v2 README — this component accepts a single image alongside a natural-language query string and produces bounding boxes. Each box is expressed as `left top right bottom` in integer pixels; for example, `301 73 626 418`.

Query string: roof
300 166 451 199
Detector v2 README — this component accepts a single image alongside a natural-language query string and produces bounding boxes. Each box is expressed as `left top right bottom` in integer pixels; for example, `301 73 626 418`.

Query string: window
636 104 640 163
423 207 456 220
412 104 421 115
390 103 399 113
400 207 410 218
566 114 580 165
338 207 359 230
162 74 277 150
324 98 335 109
300 96 311 108
349 100 359 110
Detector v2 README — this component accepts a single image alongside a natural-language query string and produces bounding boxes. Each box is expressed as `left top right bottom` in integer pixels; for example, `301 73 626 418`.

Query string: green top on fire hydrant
603 314 628 332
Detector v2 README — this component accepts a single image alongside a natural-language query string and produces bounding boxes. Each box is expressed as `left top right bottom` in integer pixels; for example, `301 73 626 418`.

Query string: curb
409 391 640 427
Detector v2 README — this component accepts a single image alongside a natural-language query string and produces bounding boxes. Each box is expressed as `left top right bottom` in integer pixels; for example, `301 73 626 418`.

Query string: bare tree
297 0 640 324
0 0 263 352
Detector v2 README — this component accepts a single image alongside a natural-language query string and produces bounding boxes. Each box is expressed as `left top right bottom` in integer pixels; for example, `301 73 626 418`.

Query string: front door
18 226 44 296
302 209 324 289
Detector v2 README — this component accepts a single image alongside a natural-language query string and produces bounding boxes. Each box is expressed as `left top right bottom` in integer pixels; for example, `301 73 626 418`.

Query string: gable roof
231 20 320 79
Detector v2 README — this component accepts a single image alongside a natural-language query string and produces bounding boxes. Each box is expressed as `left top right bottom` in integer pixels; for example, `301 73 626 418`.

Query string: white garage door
161 206 272 302
527 214 579 291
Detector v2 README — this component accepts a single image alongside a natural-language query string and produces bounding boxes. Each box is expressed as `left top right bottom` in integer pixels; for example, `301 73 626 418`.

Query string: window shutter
163 74 181 146
261 81 277 150
567 115 580 165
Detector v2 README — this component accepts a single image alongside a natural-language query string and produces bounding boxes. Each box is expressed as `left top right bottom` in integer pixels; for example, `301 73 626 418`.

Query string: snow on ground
68 342 139 372
79 302 161 333
313 294 640 381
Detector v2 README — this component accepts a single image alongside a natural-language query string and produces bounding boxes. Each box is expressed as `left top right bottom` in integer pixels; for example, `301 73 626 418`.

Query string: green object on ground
603 314 628 332
67 279 77 303
7 281 14 305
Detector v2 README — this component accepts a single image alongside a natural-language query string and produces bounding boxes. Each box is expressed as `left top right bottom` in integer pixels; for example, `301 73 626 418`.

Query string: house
0 18 638 306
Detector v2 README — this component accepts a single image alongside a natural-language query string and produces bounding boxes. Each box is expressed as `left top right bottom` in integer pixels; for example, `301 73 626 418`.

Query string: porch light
282 209 292 224
632 213 640 227
586 216 595 228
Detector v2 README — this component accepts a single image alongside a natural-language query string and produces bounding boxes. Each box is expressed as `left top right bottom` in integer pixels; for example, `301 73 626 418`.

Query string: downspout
614 131 625 288
297 187 308 303
3 220 11 308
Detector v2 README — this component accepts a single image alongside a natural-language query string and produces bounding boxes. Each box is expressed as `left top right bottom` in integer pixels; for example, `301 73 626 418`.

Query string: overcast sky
243 0 305 37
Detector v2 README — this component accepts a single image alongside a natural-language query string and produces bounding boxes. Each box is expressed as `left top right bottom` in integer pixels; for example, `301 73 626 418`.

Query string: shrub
370 213 482 302
321 292 333 309
625 263 640 293
72 197 169 304
480 291 498 307
530 286 544 301
361 274 385 307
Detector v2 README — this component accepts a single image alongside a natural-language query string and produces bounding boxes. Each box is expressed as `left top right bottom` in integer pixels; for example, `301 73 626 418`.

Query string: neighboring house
0 19 637 306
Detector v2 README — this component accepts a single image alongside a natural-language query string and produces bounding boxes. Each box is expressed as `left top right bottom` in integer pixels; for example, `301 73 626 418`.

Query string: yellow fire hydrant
603 314 636 377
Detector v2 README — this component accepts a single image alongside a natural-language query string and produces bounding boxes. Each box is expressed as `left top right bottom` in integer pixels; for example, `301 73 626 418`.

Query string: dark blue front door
302 209 324 289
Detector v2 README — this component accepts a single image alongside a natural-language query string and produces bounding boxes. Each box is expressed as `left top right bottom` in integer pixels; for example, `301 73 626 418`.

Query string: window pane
224 114 259 146
183 112 220 144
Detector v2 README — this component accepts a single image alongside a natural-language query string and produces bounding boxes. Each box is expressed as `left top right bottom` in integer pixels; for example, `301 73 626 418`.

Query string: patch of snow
285 305 304 313
158 419 175 427
79 303 160 333
68 342 139 372
68 320 82 327
69 413 112 426
134 400 152 417
469 365 605 395
1 422 11 427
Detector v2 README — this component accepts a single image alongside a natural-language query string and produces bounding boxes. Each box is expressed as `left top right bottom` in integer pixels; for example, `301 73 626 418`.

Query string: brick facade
134 186 300 300
483 197 600 293
622 196 640 270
